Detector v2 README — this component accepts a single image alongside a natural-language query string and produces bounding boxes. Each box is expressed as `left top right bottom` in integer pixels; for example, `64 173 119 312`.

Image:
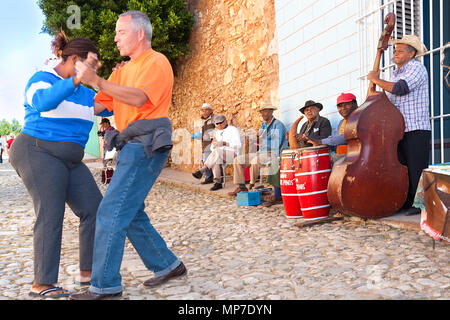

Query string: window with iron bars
357 0 450 164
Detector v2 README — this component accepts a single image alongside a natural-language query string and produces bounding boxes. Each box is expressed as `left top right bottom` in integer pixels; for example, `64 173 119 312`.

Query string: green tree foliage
38 0 194 78
0 119 22 136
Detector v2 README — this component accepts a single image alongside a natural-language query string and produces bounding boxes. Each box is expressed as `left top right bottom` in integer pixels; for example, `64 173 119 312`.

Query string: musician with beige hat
228 101 288 207
367 34 431 216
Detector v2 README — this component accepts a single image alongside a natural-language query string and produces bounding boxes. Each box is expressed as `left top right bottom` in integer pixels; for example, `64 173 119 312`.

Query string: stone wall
169 0 279 171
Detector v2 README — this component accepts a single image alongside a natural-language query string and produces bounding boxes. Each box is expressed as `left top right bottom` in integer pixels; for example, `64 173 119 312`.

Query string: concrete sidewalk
156 166 422 231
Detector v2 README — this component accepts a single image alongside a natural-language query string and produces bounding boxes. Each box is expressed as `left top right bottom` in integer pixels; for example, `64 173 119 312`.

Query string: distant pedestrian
0 137 5 163
5 135 15 162
97 118 115 165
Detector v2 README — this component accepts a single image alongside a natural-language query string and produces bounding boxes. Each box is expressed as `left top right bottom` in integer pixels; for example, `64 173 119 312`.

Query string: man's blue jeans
90 141 180 294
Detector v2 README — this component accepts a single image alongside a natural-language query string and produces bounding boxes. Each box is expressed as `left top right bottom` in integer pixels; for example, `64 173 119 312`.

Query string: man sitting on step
203 115 241 191
228 102 288 207
191 102 216 184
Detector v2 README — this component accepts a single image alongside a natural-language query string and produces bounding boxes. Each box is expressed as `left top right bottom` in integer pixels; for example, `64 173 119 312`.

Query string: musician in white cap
191 103 216 184
367 34 430 216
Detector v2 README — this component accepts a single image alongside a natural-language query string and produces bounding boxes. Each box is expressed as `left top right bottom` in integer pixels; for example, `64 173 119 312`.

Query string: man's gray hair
119 10 153 42
406 44 417 57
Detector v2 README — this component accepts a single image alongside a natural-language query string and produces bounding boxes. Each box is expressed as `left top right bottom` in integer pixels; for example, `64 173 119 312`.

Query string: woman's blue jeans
90 141 180 294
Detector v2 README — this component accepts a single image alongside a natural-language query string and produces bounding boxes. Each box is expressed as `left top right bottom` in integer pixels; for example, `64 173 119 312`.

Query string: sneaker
227 186 249 196
210 183 223 191
192 170 202 179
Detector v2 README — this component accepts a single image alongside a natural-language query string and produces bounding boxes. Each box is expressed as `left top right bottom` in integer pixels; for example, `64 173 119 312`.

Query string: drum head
299 145 329 154
281 148 301 156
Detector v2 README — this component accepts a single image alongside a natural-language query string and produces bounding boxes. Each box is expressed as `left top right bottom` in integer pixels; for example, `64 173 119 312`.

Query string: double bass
327 13 409 219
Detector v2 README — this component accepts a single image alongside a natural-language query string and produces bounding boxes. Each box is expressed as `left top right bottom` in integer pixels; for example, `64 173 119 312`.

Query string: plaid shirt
386 59 431 132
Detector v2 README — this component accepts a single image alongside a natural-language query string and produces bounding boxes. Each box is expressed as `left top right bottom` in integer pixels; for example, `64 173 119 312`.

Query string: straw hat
259 101 277 111
390 35 428 57
201 103 212 110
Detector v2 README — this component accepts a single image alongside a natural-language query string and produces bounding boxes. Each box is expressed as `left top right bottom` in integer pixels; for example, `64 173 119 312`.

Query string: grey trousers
204 148 236 183
10 133 102 284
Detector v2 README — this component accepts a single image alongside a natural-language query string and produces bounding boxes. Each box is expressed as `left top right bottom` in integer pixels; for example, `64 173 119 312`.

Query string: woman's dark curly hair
51 30 100 61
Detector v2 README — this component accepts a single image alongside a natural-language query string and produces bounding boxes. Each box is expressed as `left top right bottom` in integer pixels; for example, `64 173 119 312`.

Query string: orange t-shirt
336 119 347 154
95 49 174 132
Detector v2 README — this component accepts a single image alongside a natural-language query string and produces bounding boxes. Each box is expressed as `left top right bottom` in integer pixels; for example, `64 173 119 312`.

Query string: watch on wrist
93 78 101 92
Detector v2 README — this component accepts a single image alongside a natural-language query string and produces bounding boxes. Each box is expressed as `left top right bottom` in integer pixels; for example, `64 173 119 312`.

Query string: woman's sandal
29 286 71 299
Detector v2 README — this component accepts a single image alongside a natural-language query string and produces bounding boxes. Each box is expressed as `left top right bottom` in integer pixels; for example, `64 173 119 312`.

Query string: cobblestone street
0 161 448 300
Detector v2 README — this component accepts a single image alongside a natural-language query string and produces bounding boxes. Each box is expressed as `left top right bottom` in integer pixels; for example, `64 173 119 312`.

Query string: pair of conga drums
280 145 331 220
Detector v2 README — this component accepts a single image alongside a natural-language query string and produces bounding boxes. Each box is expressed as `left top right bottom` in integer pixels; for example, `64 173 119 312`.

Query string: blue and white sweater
23 65 100 148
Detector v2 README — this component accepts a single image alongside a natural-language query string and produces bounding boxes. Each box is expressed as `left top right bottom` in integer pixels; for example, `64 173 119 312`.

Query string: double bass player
367 35 430 216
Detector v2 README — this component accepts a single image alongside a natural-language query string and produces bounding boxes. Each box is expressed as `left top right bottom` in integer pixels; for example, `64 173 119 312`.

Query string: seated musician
191 102 216 185
307 93 358 163
228 102 288 207
203 115 241 191
294 100 332 148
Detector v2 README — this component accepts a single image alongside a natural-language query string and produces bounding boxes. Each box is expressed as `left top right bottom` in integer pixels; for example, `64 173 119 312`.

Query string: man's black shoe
69 290 122 300
192 170 202 179
201 177 214 184
143 262 187 287
210 183 223 191
396 206 421 216
405 207 421 216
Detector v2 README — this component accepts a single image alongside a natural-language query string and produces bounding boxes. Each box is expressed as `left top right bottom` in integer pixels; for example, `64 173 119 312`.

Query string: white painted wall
275 0 362 131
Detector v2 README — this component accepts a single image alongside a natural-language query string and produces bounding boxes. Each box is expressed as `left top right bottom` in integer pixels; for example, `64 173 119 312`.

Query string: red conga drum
295 145 331 220
280 149 302 218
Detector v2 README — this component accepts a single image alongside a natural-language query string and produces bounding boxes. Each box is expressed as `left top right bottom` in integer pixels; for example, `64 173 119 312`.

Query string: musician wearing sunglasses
203 115 241 191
